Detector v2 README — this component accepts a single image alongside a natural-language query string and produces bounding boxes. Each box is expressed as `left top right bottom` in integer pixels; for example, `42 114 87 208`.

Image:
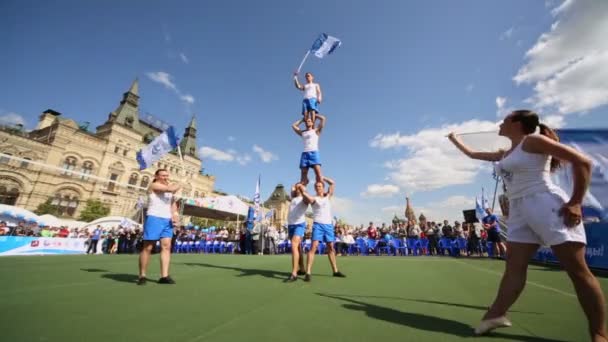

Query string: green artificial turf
0 254 605 342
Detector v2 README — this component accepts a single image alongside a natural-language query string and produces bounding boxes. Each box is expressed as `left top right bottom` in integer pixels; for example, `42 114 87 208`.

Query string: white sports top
147 190 173 218
303 83 318 99
287 196 308 225
495 135 560 200
302 129 319 152
312 196 332 224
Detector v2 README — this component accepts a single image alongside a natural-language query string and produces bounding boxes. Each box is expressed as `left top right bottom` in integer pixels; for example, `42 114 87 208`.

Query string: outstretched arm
316 114 326 135
448 133 504 162
293 75 304 91
297 184 316 204
324 176 335 197
292 119 303 136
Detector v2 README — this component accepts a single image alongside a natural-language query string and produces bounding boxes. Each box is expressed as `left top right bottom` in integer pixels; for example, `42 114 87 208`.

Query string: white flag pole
176 145 187 226
296 50 311 74
445 130 498 137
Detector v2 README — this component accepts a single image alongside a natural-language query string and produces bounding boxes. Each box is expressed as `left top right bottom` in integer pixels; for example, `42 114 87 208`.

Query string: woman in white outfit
448 110 606 341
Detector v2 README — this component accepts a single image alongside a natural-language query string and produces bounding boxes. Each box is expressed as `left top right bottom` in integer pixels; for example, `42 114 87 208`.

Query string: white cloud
495 96 512 117
381 205 402 213
370 119 510 192
199 146 251 166
180 94 195 104
252 145 278 163
179 52 189 64
146 71 196 106
500 27 515 40
496 96 506 109
360 184 400 198
228 136 236 142
236 154 252 166
0 112 26 126
542 114 566 128
146 71 177 91
199 146 235 162
514 0 608 115
416 195 476 222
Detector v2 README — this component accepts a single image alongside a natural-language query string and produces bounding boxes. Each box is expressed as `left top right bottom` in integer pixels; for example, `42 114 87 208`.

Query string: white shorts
507 189 586 246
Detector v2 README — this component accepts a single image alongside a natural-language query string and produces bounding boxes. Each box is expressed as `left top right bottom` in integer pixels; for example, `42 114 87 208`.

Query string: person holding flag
299 176 345 282
137 168 181 285
292 33 341 123
293 72 322 123
136 125 182 285
292 115 326 186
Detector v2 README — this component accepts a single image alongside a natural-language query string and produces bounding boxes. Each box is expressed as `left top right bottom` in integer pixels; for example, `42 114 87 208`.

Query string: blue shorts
143 215 173 241
300 151 321 168
288 223 306 238
312 222 335 242
302 98 319 114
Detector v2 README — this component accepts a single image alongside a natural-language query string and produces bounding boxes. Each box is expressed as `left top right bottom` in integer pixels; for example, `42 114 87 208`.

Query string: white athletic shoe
474 316 512 335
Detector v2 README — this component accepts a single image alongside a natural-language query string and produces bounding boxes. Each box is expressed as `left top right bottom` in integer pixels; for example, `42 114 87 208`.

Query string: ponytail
538 123 561 172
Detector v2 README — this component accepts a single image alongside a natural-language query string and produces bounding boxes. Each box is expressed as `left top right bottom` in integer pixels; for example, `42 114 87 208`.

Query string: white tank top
147 190 173 218
303 83 318 99
495 136 560 200
302 129 319 152
287 196 308 225
312 196 332 224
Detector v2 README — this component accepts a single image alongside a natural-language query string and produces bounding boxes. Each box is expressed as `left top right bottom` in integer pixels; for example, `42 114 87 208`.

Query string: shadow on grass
101 273 139 283
80 268 109 273
316 294 542 315
182 262 330 280
316 293 566 342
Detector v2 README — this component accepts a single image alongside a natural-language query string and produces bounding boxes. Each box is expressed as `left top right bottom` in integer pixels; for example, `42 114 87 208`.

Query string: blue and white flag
311 33 342 58
475 197 486 222
481 187 490 210
136 126 179 170
265 209 274 219
253 175 261 220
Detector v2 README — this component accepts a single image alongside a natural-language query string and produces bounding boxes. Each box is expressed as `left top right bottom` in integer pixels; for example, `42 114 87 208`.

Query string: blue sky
1 0 607 225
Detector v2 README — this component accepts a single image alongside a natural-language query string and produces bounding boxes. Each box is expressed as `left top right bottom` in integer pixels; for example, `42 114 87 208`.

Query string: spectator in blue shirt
482 209 506 258
86 225 102 254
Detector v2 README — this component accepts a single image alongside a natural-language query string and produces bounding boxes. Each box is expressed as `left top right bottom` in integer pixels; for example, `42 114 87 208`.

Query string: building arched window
128 173 139 189
0 153 11 164
50 190 79 217
140 176 150 189
0 186 19 205
80 161 94 180
62 157 77 176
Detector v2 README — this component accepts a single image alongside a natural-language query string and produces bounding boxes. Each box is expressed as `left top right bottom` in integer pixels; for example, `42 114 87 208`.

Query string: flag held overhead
311 33 342 58
136 126 179 170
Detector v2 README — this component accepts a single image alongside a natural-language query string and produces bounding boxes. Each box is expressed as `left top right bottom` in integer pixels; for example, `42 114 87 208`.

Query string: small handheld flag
136 126 179 170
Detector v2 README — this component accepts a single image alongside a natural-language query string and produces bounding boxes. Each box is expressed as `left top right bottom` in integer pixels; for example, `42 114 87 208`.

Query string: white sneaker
474 316 512 335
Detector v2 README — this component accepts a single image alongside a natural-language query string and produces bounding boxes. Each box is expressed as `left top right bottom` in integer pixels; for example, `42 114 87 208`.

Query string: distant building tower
405 196 417 223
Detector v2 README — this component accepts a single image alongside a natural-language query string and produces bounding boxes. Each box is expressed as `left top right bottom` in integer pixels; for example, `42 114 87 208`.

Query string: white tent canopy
182 195 250 221
82 216 141 231
0 204 42 226
37 214 87 229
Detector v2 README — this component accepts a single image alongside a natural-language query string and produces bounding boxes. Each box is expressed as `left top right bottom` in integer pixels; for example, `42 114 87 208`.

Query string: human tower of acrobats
283 70 345 282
